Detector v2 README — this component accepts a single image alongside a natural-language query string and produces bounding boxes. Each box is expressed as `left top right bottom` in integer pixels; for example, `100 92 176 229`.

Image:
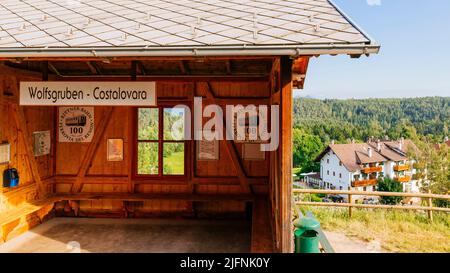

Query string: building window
339 161 342 166
363 186 367 191
136 107 187 177
339 173 342 178
327 159 330 164
333 171 335 176
327 170 329 175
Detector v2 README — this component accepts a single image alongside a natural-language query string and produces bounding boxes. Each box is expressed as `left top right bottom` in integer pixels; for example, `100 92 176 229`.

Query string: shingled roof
316 140 419 172
0 0 380 57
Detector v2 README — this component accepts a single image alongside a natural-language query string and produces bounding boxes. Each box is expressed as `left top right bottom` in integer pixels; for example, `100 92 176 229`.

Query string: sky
295 0 450 99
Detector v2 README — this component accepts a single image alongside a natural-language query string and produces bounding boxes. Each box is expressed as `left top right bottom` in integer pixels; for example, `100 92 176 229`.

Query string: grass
164 151 184 174
297 206 450 253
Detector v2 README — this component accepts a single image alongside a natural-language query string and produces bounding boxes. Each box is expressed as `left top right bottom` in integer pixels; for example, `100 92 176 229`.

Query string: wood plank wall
52 79 271 217
0 56 305 251
0 65 55 239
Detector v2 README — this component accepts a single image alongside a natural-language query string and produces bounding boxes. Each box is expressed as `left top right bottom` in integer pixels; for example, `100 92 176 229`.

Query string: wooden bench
0 197 59 242
53 192 255 202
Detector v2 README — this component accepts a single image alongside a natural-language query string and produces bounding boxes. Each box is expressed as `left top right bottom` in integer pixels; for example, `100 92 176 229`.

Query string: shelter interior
0 56 309 253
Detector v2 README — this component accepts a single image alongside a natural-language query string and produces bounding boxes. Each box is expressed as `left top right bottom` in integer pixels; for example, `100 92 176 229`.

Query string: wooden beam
86 61 100 75
11 105 47 199
53 175 267 185
199 82 252 194
48 62 62 77
71 107 114 193
54 192 255 202
179 60 189 74
279 56 293 253
292 56 310 89
52 75 270 82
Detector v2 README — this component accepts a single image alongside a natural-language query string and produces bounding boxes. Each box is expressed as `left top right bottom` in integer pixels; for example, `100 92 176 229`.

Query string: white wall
320 151 351 190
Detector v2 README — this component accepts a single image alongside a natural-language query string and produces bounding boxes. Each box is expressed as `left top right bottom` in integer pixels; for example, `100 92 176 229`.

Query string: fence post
348 186 352 218
427 189 433 222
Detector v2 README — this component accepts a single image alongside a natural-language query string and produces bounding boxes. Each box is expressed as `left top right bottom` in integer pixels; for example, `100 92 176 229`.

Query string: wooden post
348 186 353 218
279 56 293 253
427 189 433 222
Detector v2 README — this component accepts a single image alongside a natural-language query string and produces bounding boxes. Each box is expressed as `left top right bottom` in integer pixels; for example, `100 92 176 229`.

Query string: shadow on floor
0 217 251 253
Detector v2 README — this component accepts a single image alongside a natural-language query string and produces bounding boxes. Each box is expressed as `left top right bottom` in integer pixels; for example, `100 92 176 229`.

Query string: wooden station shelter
0 0 379 252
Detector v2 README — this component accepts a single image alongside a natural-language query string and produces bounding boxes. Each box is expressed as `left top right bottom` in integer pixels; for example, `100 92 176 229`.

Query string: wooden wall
0 65 55 241
52 80 272 217
0 56 305 251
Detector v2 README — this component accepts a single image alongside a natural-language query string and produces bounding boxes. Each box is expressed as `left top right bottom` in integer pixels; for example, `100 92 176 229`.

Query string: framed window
135 106 187 178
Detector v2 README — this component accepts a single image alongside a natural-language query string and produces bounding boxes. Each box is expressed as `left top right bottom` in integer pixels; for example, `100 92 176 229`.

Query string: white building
315 139 422 199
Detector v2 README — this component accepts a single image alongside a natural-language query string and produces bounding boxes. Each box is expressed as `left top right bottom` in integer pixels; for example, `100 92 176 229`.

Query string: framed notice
33 130 51 156
242 143 265 160
107 139 124 161
232 108 268 143
0 143 10 164
197 140 219 161
58 106 94 143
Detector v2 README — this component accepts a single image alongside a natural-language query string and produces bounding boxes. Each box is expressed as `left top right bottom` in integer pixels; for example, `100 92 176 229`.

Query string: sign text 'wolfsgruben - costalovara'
20 82 156 106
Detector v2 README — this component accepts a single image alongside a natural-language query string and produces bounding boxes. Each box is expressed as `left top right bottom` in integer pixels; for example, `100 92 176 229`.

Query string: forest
292 96 450 175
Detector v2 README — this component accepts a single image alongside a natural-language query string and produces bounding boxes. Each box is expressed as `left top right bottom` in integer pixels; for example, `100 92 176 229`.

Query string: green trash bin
294 217 321 253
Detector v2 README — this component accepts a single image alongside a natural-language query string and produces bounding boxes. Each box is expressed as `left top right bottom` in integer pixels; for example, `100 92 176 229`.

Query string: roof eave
0 43 380 59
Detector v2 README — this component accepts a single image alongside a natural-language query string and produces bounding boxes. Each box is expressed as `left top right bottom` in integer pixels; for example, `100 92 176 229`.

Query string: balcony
362 166 383 174
394 165 410 172
395 176 412 183
352 179 377 187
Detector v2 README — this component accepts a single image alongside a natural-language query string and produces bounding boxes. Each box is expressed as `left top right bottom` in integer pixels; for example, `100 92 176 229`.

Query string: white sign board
33 131 51 156
58 107 94 143
20 82 156 106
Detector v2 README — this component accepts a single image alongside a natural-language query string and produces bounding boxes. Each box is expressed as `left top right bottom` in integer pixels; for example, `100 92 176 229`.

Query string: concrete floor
323 231 385 253
0 217 251 253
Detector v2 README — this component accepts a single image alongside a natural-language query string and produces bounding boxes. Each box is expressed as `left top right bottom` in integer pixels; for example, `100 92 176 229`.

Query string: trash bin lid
294 216 320 231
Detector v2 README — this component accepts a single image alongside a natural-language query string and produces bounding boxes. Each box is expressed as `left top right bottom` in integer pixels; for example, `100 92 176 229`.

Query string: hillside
294 96 450 143
292 96 450 173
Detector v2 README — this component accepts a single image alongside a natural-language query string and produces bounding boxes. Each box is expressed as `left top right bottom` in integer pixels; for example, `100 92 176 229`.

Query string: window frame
133 104 189 180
